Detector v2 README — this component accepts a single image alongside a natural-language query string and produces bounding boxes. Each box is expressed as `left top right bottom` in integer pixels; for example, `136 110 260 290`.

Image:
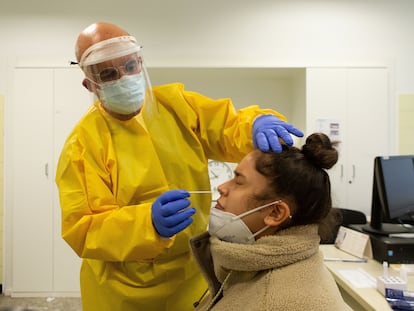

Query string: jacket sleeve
55 123 173 262
153 83 288 163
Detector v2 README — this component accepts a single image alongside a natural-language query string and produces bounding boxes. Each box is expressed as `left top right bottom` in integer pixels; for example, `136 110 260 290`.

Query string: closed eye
233 172 244 185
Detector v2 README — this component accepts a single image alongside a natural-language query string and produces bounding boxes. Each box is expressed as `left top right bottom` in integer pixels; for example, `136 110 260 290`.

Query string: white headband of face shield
79 35 142 68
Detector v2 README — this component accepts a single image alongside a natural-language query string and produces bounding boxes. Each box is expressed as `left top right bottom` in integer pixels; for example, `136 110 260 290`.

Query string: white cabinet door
306 68 348 209
12 68 54 292
345 68 389 213
306 67 390 216
10 67 89 295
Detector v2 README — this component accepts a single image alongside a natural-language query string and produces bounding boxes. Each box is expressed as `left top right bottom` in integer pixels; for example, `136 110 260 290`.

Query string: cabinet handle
45 163 49 178
348 165 356 184
340 164 344 178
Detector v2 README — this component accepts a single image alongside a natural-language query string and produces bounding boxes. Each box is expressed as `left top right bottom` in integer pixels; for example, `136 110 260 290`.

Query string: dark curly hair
254 133 339 225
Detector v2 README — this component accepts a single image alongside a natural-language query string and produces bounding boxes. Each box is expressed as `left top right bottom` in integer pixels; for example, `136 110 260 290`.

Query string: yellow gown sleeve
152 83 287 163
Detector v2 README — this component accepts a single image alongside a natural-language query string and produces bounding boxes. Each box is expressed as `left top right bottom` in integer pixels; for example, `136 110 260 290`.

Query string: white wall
399 94 414 154
0 0 414 93
147 67 304 114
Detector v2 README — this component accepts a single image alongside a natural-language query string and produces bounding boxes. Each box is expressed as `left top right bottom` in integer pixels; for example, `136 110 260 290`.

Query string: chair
319 208 367 244
337 208 367 227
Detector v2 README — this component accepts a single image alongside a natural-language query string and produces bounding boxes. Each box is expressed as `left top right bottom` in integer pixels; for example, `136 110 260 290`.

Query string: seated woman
190 133 352 310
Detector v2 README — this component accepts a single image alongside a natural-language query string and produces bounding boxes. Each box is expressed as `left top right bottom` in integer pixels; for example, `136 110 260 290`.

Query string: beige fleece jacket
190 225 352 311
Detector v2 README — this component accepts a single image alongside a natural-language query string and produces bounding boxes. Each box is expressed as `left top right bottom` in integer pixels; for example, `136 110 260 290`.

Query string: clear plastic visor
85 52 143 83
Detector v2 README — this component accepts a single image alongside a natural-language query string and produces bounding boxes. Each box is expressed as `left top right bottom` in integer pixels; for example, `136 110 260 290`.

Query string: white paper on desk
338 268 377 288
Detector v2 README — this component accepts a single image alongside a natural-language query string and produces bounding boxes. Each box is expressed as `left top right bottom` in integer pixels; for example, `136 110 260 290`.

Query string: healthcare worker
55 21 303 311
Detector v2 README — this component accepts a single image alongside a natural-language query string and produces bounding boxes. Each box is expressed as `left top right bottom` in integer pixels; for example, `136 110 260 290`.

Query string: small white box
377 275 407 296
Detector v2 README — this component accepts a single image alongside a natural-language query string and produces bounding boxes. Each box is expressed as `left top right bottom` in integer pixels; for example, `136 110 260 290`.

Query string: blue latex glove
252 115 304 152
151 190 195 238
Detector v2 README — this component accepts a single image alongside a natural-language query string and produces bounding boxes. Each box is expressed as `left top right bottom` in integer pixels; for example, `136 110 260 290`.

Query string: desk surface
320 245 413 311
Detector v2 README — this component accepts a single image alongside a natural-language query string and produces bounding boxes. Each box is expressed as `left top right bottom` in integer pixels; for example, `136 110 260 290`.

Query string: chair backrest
319 208 367 244
337 208 367 226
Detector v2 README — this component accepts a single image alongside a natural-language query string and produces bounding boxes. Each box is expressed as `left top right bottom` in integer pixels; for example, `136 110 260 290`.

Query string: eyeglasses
91 58 142 83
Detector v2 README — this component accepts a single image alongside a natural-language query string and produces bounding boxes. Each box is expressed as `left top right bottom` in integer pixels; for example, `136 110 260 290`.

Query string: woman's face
215 150 272 234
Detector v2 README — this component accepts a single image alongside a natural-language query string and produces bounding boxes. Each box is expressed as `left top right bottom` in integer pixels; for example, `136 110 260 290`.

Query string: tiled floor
0 296 82 311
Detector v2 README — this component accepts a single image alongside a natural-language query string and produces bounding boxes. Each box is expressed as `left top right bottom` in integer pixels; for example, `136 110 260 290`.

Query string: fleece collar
210 224 320 279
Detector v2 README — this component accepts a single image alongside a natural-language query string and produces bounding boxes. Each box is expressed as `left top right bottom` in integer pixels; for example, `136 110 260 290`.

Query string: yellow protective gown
55 83 286 311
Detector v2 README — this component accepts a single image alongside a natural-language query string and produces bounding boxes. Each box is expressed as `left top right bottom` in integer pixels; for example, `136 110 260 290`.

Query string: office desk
320 245 414 311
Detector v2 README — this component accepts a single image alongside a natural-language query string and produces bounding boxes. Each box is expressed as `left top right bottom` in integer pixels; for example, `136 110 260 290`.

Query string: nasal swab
187 191 217 202
188 191 212 194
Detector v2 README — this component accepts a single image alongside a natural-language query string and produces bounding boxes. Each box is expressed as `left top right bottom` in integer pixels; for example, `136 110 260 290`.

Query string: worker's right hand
151 190 195 238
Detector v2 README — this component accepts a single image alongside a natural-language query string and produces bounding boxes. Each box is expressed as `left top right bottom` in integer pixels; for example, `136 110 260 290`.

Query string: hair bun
301 133 338 169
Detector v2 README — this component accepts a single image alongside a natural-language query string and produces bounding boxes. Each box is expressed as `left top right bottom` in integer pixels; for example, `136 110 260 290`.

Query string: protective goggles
87 55 143 83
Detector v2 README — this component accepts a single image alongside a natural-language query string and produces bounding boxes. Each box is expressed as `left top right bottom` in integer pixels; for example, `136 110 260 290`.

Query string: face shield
79 36 157 117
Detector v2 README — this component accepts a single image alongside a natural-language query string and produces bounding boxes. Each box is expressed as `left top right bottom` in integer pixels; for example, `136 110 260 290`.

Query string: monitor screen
363 155 414 235
381 156 414 220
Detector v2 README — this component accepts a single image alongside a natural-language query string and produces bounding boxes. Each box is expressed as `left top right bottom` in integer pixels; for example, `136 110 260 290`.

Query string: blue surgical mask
98 73 146 115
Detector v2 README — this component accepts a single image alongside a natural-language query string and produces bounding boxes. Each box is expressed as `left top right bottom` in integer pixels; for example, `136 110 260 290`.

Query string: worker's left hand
252 115 304 152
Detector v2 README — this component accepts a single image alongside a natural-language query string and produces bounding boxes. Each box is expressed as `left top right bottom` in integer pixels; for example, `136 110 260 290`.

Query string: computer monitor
362 155 414 235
